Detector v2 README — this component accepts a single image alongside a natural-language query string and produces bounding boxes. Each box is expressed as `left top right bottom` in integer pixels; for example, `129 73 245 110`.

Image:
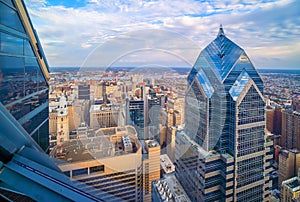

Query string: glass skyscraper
0 0 49 150
0 1 120 201
175 26 273 201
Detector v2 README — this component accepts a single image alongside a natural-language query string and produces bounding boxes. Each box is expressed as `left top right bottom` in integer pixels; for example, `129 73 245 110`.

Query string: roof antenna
218 24 225 37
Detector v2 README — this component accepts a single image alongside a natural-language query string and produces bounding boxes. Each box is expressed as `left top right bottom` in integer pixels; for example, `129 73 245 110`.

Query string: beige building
278 149 300 188
90 82 104 100
166 96 184 125
49 96 69 149
67 105 80 132
166 126 177 163
159 96 184 156
281 110 300 151
142 140 161 202
90 104 119 129
51 126 143 201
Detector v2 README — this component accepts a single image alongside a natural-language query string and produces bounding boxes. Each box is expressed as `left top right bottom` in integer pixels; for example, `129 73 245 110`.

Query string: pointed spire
218 24 225 37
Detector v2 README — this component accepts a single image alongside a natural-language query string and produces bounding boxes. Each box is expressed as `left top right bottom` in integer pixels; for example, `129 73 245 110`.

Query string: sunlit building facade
51 126 143 201
0 0 50 151
281 176 300 202
175 26 272 201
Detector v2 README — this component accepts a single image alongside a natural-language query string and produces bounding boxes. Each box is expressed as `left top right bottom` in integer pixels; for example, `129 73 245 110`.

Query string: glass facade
0 0 49 151
127 99 145 139
176 26 270 202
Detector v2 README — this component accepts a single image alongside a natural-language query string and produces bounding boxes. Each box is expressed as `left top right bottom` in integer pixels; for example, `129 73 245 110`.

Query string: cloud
24 0 300 69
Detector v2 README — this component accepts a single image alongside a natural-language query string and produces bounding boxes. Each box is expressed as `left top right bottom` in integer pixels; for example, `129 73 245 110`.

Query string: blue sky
24 0 300 69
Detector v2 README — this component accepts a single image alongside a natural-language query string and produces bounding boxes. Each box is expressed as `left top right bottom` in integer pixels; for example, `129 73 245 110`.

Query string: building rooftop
283 177 300 192
50 126 140 163
160 154 175 174
153 174 191 202
90 104 119 113
147 140 159 148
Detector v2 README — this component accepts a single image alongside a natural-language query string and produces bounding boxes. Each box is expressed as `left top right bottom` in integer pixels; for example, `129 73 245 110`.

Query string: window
90 165 104 174
72 168 88 177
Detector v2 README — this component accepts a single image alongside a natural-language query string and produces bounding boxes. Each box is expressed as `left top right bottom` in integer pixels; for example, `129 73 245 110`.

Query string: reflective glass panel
0 55 25 104
22 106 48 134
0 32 23 55
25 57 38 94
24 39 35 57
0 2 25 33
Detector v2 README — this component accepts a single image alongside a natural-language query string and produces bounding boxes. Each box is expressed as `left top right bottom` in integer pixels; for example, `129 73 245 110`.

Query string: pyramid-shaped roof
202 25 244 81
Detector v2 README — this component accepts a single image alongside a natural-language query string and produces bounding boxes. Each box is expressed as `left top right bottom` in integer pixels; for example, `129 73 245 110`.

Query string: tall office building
127 99 145 139
0 0 50 151
147 90 161 140
278 149 300 188
78 83 90 100
266 106 283 136
142 140 161 201
281 110 300 151
175 26 272 201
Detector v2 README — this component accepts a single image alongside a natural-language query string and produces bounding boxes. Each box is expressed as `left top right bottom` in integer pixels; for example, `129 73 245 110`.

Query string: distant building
166 96 185 125
90 81 104 100
49 96 69 149
146 91 161 140
89 104 119 129
292 98 300 112
278 149 300 188
78 84 90 100
166 126 177 163
142 140 161 201
160 96 184 154
51 126 143 201
281 176 300 202
266 107 283 136
67 105 80 132
127 99 145 140
72 99 90 127
152 174 191 202
281 110 300 151
160 154 175 175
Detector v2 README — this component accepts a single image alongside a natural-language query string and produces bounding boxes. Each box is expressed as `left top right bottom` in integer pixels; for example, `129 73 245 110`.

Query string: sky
24 0 300 69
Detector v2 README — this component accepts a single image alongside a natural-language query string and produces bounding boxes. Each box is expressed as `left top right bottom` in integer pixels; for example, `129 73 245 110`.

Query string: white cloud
24 0 300 69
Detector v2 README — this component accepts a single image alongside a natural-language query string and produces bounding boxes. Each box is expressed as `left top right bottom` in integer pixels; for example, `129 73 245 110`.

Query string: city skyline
24 0 300 69
1 0 300 201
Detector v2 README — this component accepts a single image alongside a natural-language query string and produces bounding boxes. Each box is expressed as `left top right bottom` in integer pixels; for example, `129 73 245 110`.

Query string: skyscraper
0 0 50 151
281 110 300 151
127 99 145 139
278 149 300 188
175 25 272 201
142 140 161 201
0 1 118 201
